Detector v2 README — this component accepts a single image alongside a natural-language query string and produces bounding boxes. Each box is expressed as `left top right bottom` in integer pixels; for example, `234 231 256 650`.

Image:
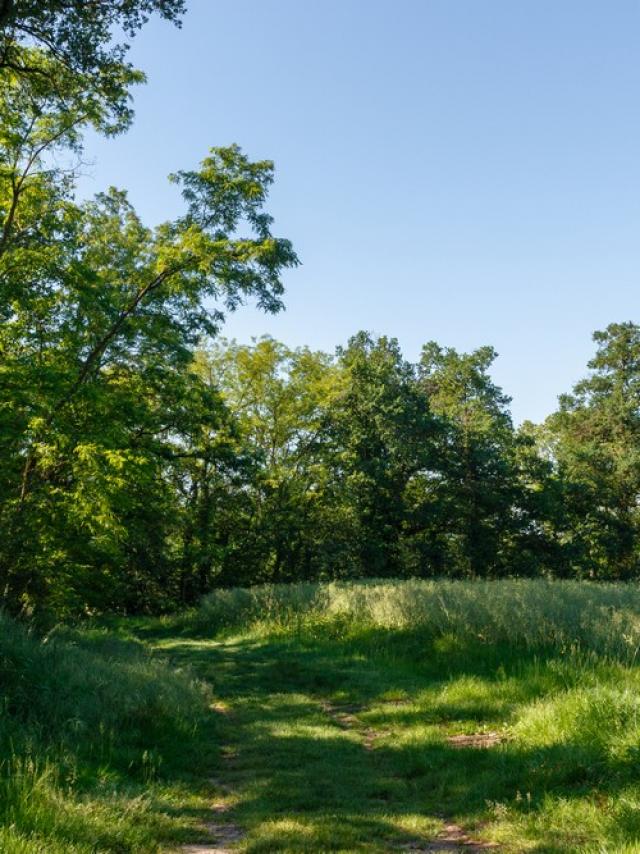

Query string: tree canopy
0 0 639 618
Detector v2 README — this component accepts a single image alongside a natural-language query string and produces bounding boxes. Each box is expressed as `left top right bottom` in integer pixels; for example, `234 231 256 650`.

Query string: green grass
6 579 640 851
0 614 219 852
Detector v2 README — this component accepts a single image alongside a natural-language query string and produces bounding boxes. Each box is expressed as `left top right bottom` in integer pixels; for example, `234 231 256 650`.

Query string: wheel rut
320 699 501 852
180 709 244 853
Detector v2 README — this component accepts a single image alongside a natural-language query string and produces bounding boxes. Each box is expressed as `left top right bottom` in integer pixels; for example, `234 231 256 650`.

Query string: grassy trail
6 580 640 852
157 633 501 852
142 610 638 853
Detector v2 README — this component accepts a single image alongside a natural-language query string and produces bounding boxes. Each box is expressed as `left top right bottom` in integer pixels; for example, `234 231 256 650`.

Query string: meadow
4 579 640 851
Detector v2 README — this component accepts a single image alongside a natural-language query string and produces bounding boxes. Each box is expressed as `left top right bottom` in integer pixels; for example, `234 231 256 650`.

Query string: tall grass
194 578 640 661
0 613 210 852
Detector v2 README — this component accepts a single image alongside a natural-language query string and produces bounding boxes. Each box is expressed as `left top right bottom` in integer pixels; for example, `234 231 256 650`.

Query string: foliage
0 138 297 615
327 333 437 578
547 323 640 579
185 337 341 589
0 0 185 128
415 343 519 576
8 313 640 613
3 0 640 615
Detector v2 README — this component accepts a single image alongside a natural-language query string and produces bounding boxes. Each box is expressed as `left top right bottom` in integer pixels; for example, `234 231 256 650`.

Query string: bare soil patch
403 822 500 851
446 732 504 749
181 813 244 854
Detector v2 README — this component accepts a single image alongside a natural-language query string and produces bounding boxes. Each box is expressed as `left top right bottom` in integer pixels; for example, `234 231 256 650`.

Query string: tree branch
18 264 184 502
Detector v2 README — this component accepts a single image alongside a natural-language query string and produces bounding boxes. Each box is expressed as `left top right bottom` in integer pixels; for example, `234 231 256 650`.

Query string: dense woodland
2 1 640 619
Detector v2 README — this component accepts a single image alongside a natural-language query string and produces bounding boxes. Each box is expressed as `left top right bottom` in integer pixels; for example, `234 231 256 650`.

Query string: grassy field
5 579 640 851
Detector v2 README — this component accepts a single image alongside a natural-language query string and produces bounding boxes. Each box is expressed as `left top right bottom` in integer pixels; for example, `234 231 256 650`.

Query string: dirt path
182 699 501 853
181 719 245 854
180 794 244 854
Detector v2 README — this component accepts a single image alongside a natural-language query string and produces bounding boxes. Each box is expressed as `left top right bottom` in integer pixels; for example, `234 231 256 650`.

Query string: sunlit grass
6 578 640 851
159 578 640 852
188 577 640 663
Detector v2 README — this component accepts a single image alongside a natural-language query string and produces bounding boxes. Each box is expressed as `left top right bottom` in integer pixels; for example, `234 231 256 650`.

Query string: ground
6 580 640 853
130 615 640 853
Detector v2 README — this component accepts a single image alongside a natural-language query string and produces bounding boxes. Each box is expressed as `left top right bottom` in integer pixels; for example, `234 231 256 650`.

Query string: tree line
1 1 639 617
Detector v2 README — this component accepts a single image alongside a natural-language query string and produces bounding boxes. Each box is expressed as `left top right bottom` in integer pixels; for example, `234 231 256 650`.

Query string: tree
0 0 305 616
547 322 640 579
328 333 437 578
0 143 298 614
163 355 248 605
417 343 519 576
191 338 339 587
0 1 184 126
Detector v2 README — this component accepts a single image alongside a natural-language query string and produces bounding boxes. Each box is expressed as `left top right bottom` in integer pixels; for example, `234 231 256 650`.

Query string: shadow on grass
149 632 640 852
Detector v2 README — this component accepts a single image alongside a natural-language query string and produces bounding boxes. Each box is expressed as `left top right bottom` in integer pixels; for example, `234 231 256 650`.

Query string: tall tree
0 143 298 613
328 333 437 578
192 338 339 586
547 322 640 579
417 343 519 576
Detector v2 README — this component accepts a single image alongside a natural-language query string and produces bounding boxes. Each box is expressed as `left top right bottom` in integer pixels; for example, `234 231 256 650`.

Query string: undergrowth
0 614 214 852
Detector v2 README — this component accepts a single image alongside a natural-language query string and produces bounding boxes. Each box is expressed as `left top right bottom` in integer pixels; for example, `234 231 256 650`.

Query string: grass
0 614 219 852
5 578 640 851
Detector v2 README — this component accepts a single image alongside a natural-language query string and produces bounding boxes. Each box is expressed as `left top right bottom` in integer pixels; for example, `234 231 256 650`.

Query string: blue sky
79 0 640 423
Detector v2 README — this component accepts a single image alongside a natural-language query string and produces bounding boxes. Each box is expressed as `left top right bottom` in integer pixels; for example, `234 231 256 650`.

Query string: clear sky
78 0 640 424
